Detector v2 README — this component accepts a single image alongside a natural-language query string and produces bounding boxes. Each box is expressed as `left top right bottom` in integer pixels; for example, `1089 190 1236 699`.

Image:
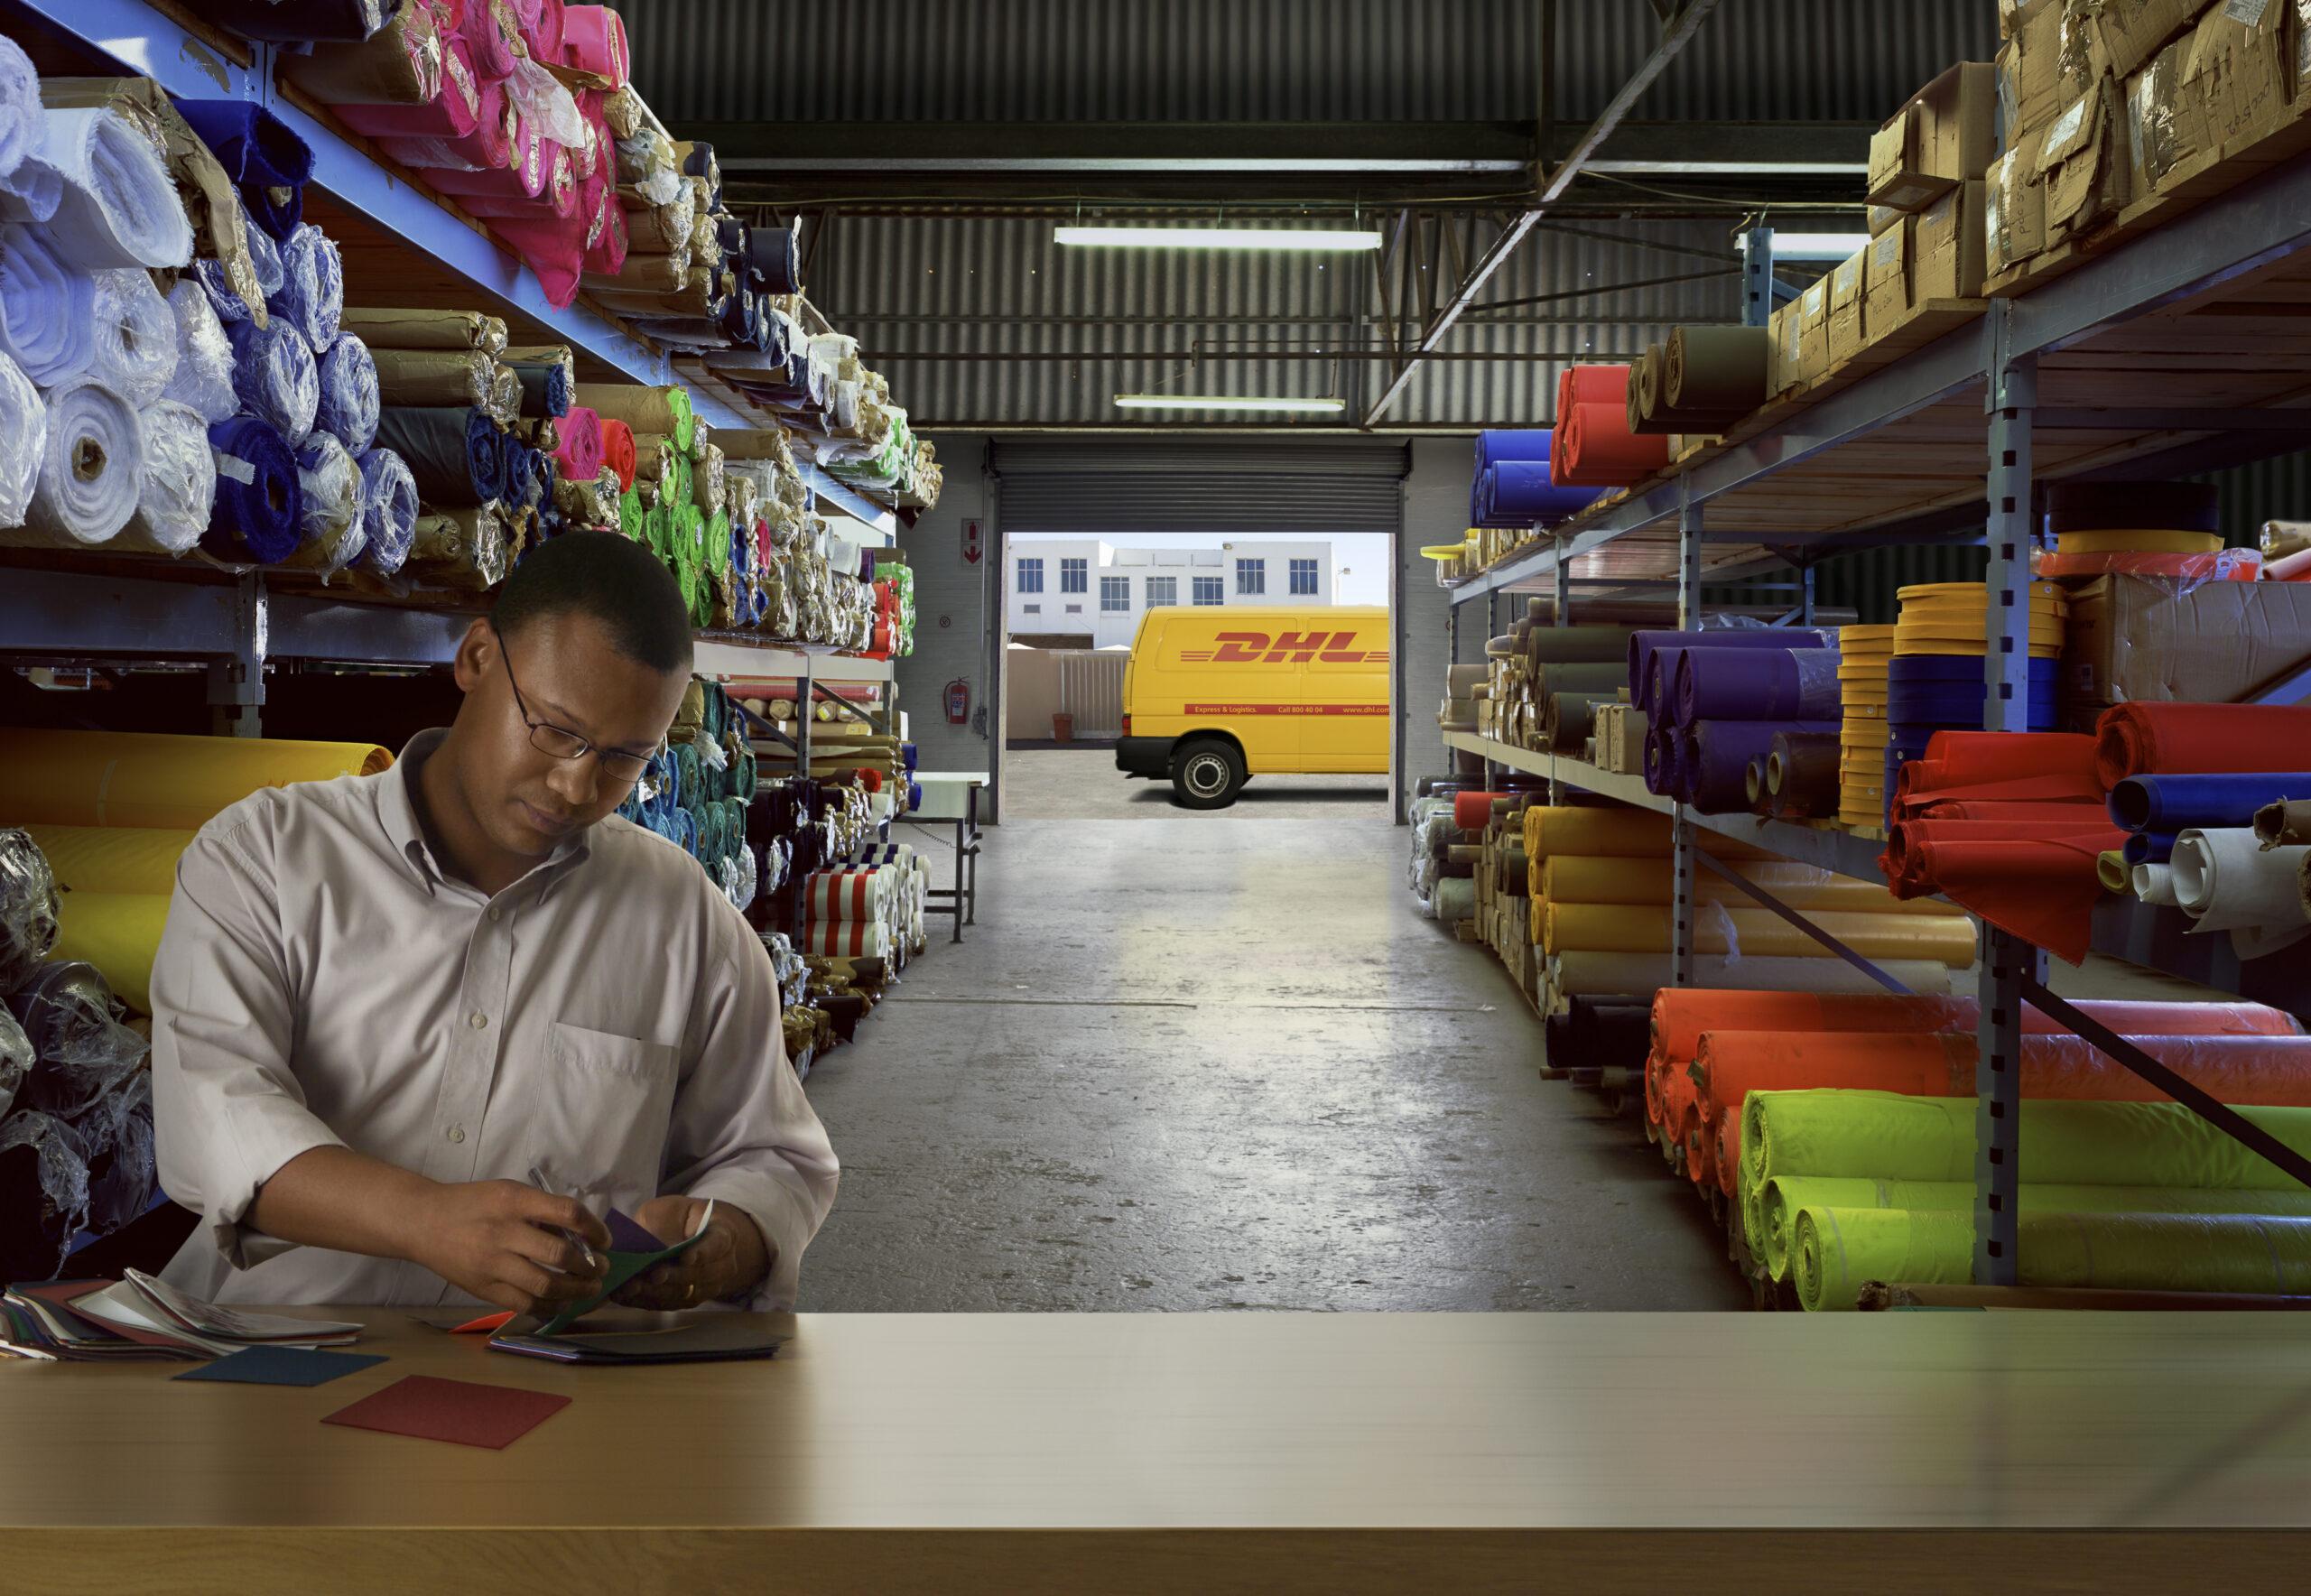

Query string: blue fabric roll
1628 628 1831 709
268 224 342 350
1480 460 1601 526
315 334 378 454
1675 645 1842 726
355 445 417 573
172 100 312 241
902 742 920 773
202 414 302 563
373 406 504 506
2106 773 2311 835
1681 719 1840 812
1886 682 2059 725
2123 830 2177 867
1475 430 1555 471
223 317 318 448
1644 723 1683 798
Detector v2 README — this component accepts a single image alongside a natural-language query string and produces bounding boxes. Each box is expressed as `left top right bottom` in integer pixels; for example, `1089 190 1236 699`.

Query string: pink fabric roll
752 518 771 571
423 114 547 201
560 5 628 84
520 0 565 62
461 0 519 78
553 405 603 483
335 35 482 139
2266 545 2311 582
486 199 589 310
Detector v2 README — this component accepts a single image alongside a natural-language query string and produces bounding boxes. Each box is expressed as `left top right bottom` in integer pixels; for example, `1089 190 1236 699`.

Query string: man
151 531 837 1314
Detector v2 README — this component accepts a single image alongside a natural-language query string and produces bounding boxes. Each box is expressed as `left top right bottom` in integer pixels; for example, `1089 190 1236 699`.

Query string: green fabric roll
705 508 731 576
668 385 694 454
618 487 644 542
1760 1175 2311 1282
722 796 747 857
696 799 725 863
1740 1090 2311 1205
1795 1207 2311 1311
673 741 702 810
701 681 728 747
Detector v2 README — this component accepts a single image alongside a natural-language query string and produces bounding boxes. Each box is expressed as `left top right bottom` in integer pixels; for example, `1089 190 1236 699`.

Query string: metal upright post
1975 302 2039 1285
208 572 267 738
1670 482 1703 988
1549 534 1569 804
1800 563 1816 627
1740 227 1776 329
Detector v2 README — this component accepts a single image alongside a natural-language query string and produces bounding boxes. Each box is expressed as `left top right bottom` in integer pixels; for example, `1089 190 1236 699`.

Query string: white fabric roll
0 225 94 385
357 445 418 574
2170 828 2309 933
1434 877 1476 924
89 268 179 408
283 433 367 576
161 279 237 423
16 379 143 546
0 346 42 529
113 398 216 554
2133 861 2178 907
33 107 193 271
1550 951 1957 999
0 36 39 187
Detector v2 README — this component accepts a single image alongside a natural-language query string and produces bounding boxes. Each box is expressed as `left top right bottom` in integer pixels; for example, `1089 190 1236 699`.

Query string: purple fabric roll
1679 719 1840 812
1626 627 1832 707
1645 722 1686 798
1673 644 1842 727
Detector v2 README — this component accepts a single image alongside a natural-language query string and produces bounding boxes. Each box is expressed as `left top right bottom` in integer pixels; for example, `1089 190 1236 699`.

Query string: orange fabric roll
1555 363 1630 418
1452 790 1509 829
1555 400 1671 487
1881 828 2124 963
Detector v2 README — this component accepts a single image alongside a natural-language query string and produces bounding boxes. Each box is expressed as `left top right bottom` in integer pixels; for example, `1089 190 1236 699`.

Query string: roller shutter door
992 440 1408 536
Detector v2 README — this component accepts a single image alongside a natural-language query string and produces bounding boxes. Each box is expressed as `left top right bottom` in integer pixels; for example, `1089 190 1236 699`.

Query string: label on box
1875 230 1902 268
1834 255 1861 295
2224 0 2271 23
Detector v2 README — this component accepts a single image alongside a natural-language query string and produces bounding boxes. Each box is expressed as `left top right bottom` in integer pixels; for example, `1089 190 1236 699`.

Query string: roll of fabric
1893 730 2101 812
0 728 390 828
574 383 692 451
278 432 367 576
403 504 509 589
315 334 381 454
1478 458 1602 527
1544 903 1977 965
1627 628 1829 707
1554 398 1669 487
2254 799 2311 849
19 825 195 895
1543 855 1959 915
1682 719 1839 812
50 891 168 1015
335 30 483 140
1533 626 1640 665
1675 645 1841 726
562 5 631 83
2093 703 2311 792
171 100 311 242
504 356 572 418
2169 829 2311 935
31 107 194 269
16 380 143 548
1544 692 1613 752
183 0 398 42
277 2 444 103
0 223 96 385
804 868 896 921
1445 663 1489 695
87 269 178 408
1452 791 1509 830
1768 730 1842 818
551 404 603 484
799 920 890 958
369 347 497 407
2135 861 2179 906
1663 324 1771 413
355 445 420 573
374 404 505 506
2110 774 2311 835
1533 661 1627 697
161 279 238 423
114 399 218 555
202 414 303 564
271 225 344 350
1555 952 1954 998
1433 876 1477 923
0 346 41 530
226 318 320 448
0 35 36 186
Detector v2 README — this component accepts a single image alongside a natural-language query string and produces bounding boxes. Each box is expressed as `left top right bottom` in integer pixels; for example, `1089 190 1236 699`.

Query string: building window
1100 576 1130 612
1024 603 1040 614
1016 558 1044 594
1064 603 1083 614
1236 558 1265 596
1193 575 1224 605
1060 557 1088 594
1146 576 1177 607
1289 558 1319 596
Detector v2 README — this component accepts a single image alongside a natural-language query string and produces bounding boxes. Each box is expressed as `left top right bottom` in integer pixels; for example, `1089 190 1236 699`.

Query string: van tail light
1120 714 1131 735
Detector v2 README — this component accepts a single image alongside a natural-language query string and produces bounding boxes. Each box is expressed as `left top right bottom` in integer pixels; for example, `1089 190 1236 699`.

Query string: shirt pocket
534 1021 681 1201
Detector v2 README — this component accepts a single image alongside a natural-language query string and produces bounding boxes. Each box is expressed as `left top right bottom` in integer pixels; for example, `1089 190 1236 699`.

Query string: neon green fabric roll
1759 1175 2311 1282
705 507 731 576
668 385 693 454
1795 1207 2311 1311
618 487 643 542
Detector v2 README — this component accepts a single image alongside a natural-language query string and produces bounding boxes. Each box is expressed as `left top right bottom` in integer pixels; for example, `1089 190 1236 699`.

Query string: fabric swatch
173 1345 385 1387
320 1373 569 1449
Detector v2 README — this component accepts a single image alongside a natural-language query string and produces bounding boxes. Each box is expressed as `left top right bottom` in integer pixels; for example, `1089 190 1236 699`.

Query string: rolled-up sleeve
150 816 346 1270
663 902 839 1311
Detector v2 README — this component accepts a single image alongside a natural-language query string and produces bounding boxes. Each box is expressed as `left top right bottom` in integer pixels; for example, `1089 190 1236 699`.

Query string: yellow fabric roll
1541 902 1978 965
1552 951 1955 998
1538 855 1966 914
51 892 170 1015
1521 805 1778 865
1892 637 2063 660
1838 624 1896 653
0 730 391 829
19 825 196 895
2056 528 2222 555
1898 580 2067 608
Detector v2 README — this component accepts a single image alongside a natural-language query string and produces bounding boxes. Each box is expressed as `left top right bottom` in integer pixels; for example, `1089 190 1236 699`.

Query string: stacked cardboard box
1863 63 1997 330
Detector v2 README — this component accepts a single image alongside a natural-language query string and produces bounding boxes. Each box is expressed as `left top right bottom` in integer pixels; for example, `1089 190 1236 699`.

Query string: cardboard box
2088 0 2209 81
2009 0 2102 139
1865 217 1913 332
1917 61 2000 181
1796 276 1831 383
1867 202 1905 236
1868 103 1955 210
1915 180 1986 300
2184 2 2290 154
1826 247 1868 362
2061 574 2311 710
1986 142 2047 274
1768 300 1799 393
2037 74 2130 242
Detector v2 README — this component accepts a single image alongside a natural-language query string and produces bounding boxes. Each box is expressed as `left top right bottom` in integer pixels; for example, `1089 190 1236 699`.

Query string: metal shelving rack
1443 144 2311 1285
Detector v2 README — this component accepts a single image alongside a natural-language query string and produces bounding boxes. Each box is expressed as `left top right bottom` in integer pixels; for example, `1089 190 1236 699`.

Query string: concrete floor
796 816 1749 1313
1000 747 1392 821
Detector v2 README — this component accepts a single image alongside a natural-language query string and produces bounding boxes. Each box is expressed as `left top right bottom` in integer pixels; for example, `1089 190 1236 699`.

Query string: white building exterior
1007 539 1336 647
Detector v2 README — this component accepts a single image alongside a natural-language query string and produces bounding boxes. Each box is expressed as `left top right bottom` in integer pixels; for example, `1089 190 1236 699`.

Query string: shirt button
469 1012 488 1030
448 1125 466 1144
488 906 501 923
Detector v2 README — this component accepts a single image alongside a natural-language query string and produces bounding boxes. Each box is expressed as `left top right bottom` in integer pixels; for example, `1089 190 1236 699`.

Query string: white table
899 771 984 942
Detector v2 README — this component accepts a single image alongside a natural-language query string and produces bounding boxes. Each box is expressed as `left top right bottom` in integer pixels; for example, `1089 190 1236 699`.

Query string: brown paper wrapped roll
1664 324 1771 414
603 85 644 140
580 252 691 295
715 431 790 462
631 434 682 487
368 348 497 407
280 4 441 104
695 443 727 515
573 385 691 439
586 267 715 319
404 505 510 589
340 309 506 354
622 199 688 254
488 364 523 424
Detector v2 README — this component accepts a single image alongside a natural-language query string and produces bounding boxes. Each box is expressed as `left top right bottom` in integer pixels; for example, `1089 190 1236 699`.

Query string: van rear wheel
1171 738 1244 809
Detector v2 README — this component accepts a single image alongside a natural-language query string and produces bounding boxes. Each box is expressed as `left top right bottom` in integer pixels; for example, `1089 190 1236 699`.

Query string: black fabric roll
504 359 571 418
1544 691 1612 752
747 227 802 293
1534 661 1628 696
374 405 504 506
1767 729 1842 819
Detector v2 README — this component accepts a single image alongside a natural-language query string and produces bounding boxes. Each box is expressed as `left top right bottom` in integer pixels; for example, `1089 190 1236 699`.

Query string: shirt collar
380 728 594 900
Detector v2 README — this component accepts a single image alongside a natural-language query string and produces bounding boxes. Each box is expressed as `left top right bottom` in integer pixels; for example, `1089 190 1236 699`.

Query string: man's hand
406 1181 615 1314
612 1195 771 1309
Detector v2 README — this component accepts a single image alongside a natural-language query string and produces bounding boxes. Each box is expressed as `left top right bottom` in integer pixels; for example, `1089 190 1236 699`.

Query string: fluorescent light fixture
1587 161 1868 175
1767 232 1874 260
1114 394 1346 413
1058 226 1383 250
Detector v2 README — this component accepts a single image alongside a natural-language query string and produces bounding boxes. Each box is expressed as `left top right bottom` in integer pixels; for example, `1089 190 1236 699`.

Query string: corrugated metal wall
617 0 1996 125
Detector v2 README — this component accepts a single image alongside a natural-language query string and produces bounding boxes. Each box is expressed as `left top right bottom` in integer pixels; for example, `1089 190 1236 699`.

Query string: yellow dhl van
1114 605 1389 808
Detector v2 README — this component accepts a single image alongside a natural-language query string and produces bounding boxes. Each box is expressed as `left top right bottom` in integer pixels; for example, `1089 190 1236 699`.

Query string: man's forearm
246 1145 441 1261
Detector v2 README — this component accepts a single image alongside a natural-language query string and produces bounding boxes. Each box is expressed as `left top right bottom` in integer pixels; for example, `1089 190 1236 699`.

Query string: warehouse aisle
797 818 1749 1312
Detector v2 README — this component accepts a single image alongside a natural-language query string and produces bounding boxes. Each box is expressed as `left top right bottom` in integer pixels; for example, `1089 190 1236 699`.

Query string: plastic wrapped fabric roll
0 224 96 385
355 445 418 572
424 112 550 203
49 891 168 1015
365 48 500 158
277 1 443 102
1432 877 1477 924
112 399 218 555
1675 645 1841 725
271 224 344 350
336 308 506 354
368 347 497 407
1663 323 1771 413
0 829 60 991
0 36 36 185
11 380 143 549
160 279 237 423
0 347 41 530
192 255 256 326
1554 952 1954 999
1627 627 1828 707
181 0 396 42
30 107 195 269
0 728 390 829
314 333 380 454
2169 828 2311 936
1682 719 1839 812
575 383 693 452
275 432 367 576
374 404 505 506
201 414 302 563
170 100 311 241
88 268 178 408
504 356 572 417
406 502 511 589
562 5 630 83
226 317 320 447
2111 773 2311 835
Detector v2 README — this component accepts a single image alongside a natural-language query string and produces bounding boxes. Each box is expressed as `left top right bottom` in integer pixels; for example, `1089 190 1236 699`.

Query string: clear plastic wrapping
116 398 218 555
0 1006 30 1120
287 431 367 577
0 829 58 994
80 1066 153 1234
0 223 95 385
225 316 320 448
315 332 379 453
0 1108 90 1274
21 378 142 548
89 267 179 408
8 960 148 1118
357 444 418 574
0 345 42 530
271 223 344 350
161 277 238 423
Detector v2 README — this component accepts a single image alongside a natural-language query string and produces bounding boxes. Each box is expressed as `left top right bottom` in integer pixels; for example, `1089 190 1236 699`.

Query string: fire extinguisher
945 678 970 724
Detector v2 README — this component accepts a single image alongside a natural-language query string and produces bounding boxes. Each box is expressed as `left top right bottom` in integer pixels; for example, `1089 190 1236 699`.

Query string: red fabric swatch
321 1374 569 1450
2093 701 2311 791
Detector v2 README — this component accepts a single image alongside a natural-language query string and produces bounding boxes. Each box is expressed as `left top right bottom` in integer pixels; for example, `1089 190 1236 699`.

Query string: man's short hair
492 530 694 675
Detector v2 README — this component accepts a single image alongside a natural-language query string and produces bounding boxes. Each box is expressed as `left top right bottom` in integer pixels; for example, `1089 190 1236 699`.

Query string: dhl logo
1176 631 1388 664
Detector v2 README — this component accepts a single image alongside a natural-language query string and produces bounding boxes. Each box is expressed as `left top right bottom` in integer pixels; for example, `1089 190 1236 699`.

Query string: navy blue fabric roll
356 445 418 574
1681 719 1840 812
202 415 302 563
173 100 313 241
2106 773 2311 835
505 359 571 418
2123 830 2178 867
224 317 319 448
1645 723 1684 798
374 406 504 506
1886 655 2057 728
1675 645 1841 726
315 335 378 454
1628 628 1830 709
747 227 802 293
1480 460 1601 526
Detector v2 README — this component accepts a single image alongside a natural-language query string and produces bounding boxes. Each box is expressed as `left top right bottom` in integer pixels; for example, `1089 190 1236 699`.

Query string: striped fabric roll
847 843 919 872
800 919 890 957
804 867 893 921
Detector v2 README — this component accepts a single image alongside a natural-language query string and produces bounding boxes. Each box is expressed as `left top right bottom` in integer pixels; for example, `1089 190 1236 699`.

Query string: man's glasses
492 623 660 781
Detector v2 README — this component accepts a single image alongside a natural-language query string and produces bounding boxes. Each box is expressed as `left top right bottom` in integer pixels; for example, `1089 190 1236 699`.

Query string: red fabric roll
1555 364 1629 419
1452 791 1509 830
804 868 882 922
2093 701 2311 791
1555 400 1670 487
1907 799 2111 821
335 35 483 140
1882 828 2123 962
561 5 630 84
485 201 588 308
599 418 637 489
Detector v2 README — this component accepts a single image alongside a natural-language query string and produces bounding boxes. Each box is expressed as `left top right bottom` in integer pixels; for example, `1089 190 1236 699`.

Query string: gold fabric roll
337 308 506 352
1552 951 1956 998
1839 624 1896 654
1538 855 1966 916
1522 806 1776 863
51 892 170 1014
1542 902 1979 966
19 825 196 894
0 731 391 830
